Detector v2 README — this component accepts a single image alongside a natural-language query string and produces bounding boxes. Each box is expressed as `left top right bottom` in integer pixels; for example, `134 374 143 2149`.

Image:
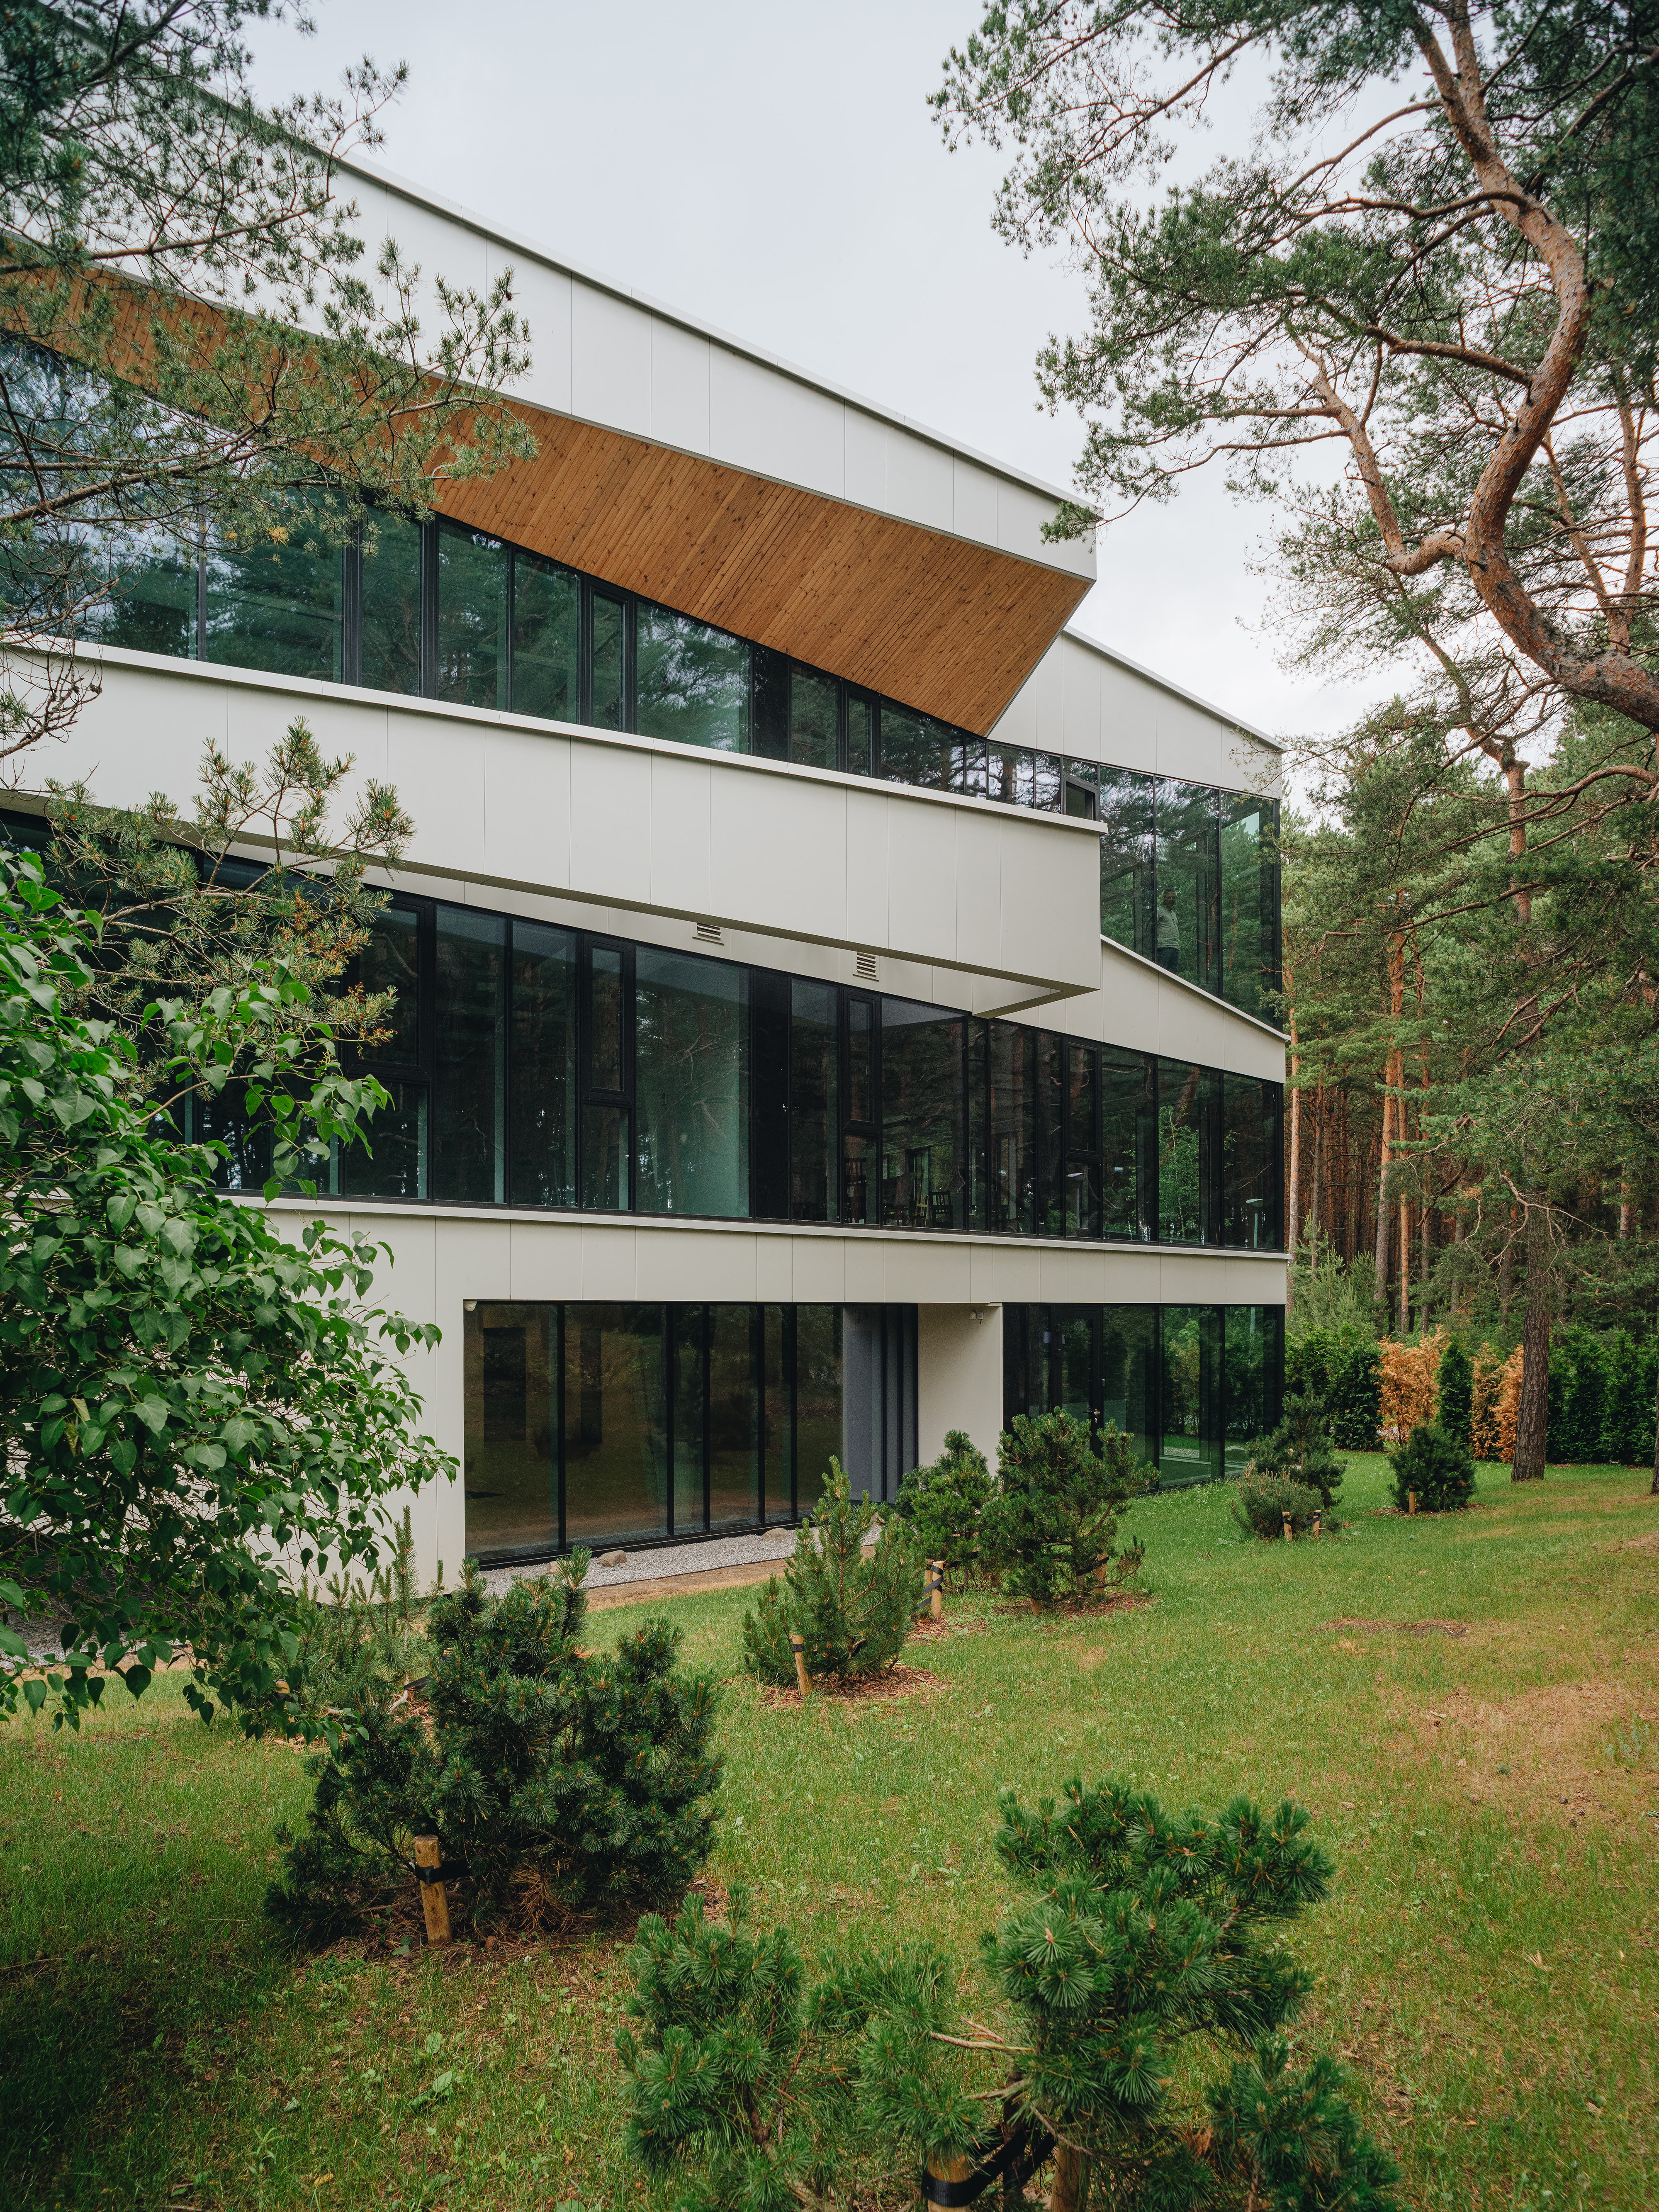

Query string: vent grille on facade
854 951 878 981
694 921 723 945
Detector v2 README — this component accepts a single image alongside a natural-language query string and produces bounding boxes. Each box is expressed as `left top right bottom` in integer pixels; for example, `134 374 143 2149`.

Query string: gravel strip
482 1525 802 1594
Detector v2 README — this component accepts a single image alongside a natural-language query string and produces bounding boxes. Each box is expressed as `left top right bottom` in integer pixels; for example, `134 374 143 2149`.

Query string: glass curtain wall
881 1000 966 1229
1002 1304 1283 1487
634 949 749 1217
463 1299 911 1560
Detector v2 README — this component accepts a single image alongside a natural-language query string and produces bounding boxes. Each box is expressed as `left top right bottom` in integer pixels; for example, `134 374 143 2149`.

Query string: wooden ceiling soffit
431 406 1089 735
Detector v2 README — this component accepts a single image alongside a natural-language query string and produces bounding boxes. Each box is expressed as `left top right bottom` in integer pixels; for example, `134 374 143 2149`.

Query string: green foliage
1437 1340 1474 1452
0 854 452 1726
741 1462 923 1687
1287 1230 1384 1340
892 1428 993 1587
266 1557 721 1946
1233 1473 1322 1543
983 1411 1150 1607
1601 1331 1657 1466
1243 1390 1345 1514
1289 1327 1382 1453
619 1773 1398 2212
260 1508 442 1740
1389 1426 1476 1515
1550 1327 1615 1466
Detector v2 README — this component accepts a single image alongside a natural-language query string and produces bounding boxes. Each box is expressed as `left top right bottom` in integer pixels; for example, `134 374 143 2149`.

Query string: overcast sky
254 0 1381 750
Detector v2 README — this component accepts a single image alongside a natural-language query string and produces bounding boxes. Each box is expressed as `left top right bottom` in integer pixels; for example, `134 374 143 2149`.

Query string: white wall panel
387 713 488 878
709 350 845 497
570 281 652 437
952 459 1000 549
885 426 955 533
482 726 573 889
843 408 887 511
499 256 574 416
648 317 712 456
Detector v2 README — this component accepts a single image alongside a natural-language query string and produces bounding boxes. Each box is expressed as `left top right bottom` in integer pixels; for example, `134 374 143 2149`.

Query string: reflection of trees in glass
789 669 839 769
635 950 749 1218
878 704 953 788
203 493 343 681
360 508 423 695
880 1003 965 1227
510 923 576 1208
1163 1312 1202 1438
433 909 504 1203
1219 795 1280 1020
1155 779 1220 991
1158 1060 1204 1242
636 604 749 751
1222 1073 1279 1248
434 523 508 708
795 1306 842 1502
563 1304 667 1542
462 1303 556 1558
1102 1046 1150 1239
1098 768 1154 952
790 981 837 1221
513 552 579 721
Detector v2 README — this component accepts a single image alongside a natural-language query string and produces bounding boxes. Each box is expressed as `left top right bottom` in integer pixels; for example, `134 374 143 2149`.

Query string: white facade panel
843 408 888 511
884 426 956 533
708 347 845 497
648 316 713 456
570 280 653 437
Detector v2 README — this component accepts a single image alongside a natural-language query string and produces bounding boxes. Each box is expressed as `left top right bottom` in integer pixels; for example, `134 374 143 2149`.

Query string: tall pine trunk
1511 1202 1551 1482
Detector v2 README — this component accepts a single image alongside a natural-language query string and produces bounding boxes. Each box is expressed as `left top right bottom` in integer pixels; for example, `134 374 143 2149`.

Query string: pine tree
266 1555 721 1944
618 1774 1399 2212
1243 1391 1345 1515
742 1462 924 1687
1389 1425 1476 1513
983 1412 1149 1607
893 1428 993 1587
1603 1331 1644 1465
1437 1341 1474 1453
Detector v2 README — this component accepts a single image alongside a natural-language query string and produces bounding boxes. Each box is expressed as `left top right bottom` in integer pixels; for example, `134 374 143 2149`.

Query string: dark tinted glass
1053 1306 1097 1425
672 1306 707 1534
1155 778 1220 993
1099 769 1154 954
795 1304 842 1502
591 591 626 728
509 921 576 1207
1101 1306 1158 1465
846 998 873 1124
582 1103 629 1210
93 528 198 657
1223 1304 1282 1469
1160 1304 1220 1483
433 907 504 1203
636 604 748 751
1102 1046 1151 1240
463 1302 557 1558
790 979 838 1221
880 999 964 1230
1223 1072 1280 1248
1157 1059 1209 1244
985 1021 1036 1233
203 506 342 680
708 1304 759 1528
789 668 840 770
1220 791 1280 1021
589 945 624 1091
563 1302 666 1542
360 509 423 695
1039 1032 1066 1234
764 1304 791 1521
360 905 421 1065
880 704 950 789
340 1078 427 1197
847 694 873 776
512 551 579 721
635 948 749 1218
1064 1040 1100 1236
435 522 508 709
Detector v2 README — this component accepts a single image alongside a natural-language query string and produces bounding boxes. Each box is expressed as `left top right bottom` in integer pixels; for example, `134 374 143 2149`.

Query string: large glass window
789 668 840 770
634 947 749 1217
433 908 505 1204
881 999 965 1229
1223 1305 1283 1470
360 508 423 696
563 1303 667 1544
795 1305 843 1506
435 522 508 710
1063 1040 1101 1238
708 1304 759 1528
1154 779 1220 994
512 550 580 722
1099 769 1154 956
591 589 627 730
975 1019 1036 1234
510 922 576 1208
846 694 873 777
790 979 838 1222
1223 1072 1280 1250
92 527 199 658
879 704 951 790
1101 1306 1158 1464
635 603 749 751
1157 1058 1213 1245
1102 1046 1152 1241
1160 1304 1220 1485
581 943 630 1211
203 506 343 681
1220 792 1280 1021
463 1303 557 1558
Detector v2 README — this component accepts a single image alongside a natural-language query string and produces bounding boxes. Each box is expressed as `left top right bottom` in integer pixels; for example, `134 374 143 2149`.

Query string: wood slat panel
432 407 1087 734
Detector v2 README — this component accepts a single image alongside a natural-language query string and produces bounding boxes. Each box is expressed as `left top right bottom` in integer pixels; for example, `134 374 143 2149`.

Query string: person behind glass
1156 886 1182 971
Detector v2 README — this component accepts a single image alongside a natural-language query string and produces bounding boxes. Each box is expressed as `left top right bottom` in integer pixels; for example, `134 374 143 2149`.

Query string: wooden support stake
789 1633 812 1699
1282 1510 1293 1542
924 2151 974 2206
1408 1489 1417 1516
929 1560 944 1622
1312 1509 1322 1539
414 1835 450 1947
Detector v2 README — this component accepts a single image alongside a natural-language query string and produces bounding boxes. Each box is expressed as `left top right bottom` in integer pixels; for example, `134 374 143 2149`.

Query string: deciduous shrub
983 1412 1149 1607
1389 1424 1476 1513
1437 1339 1474 1452
742 1462 923 1687
1379 1330 1445 1443
1233 1473 1322 1541
618 1774 1398 2212
892 1429 993 1587
1242 1391 1345 1514
266 1555 720 1944
1470 1345 1523 1461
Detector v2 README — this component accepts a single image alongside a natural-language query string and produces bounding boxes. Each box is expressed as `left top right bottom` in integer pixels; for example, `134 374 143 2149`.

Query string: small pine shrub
983 1412 1149 1607
1233 1472 1322 1540
1437 1339 1474 1452
1389 1423 1476 1513
619 1774 1398 2212
742 1461 924 1687
892 1429 993 1587
1242 1390 1345 1514
260 1507 439 1739
266 1553 721 1944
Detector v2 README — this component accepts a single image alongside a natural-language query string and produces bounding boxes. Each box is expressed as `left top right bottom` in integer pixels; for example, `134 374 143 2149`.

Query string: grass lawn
3 1453 1657 2212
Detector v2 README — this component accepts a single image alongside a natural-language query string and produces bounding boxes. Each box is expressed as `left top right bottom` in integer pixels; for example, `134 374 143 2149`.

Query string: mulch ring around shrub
757 1662 949 1710
905 1614 989 1643
1318 1616 1470 1638
305 1870 731 1963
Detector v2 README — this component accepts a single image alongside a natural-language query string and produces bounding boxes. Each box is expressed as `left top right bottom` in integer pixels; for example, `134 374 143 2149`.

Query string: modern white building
10 163 1286 1583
